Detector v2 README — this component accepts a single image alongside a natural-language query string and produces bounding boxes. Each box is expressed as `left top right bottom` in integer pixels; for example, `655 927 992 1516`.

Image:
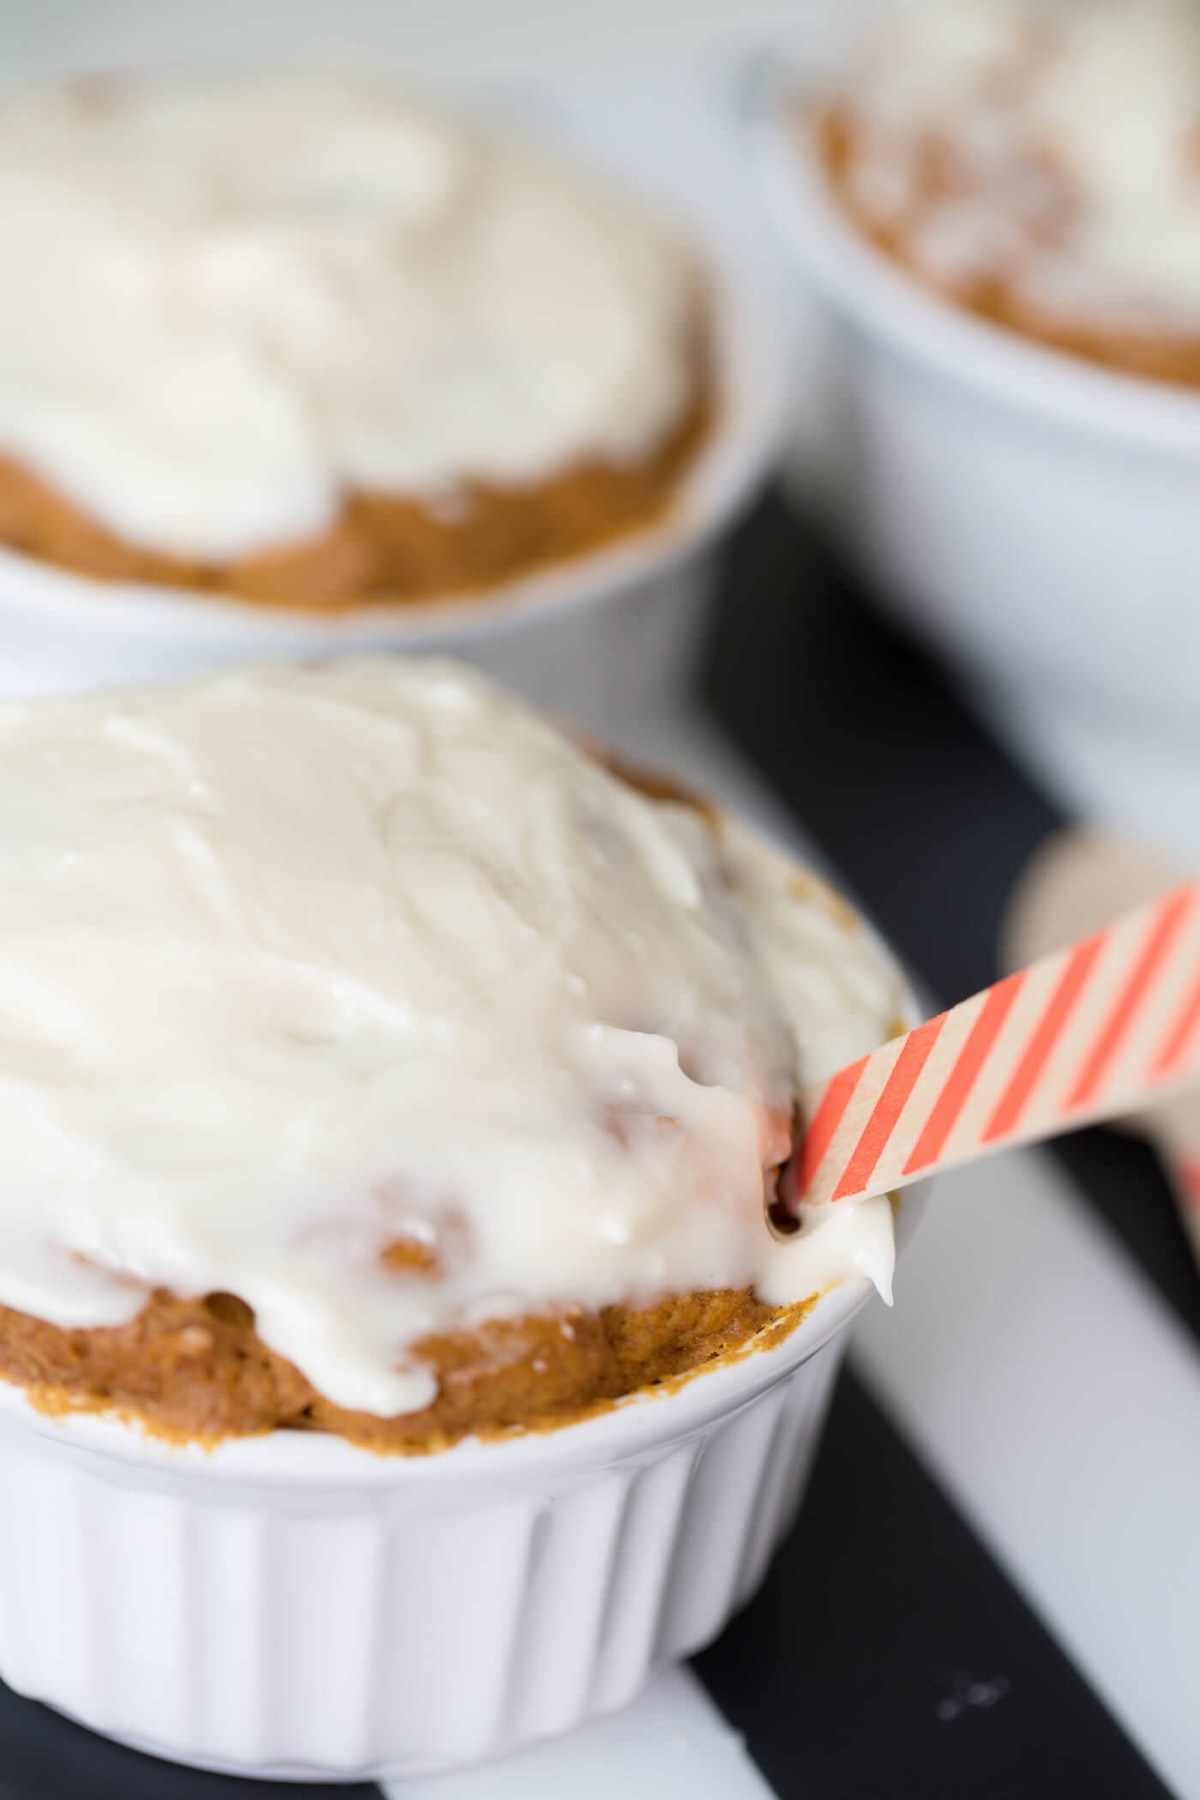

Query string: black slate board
696 1368 1173 1800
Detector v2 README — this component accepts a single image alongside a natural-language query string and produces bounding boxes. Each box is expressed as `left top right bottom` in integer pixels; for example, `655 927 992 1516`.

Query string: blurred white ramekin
757 54 1200 862
0 1249 919 1783
0 260 780 738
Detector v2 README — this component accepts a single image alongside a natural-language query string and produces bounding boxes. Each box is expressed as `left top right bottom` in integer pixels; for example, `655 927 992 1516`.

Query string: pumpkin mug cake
0 657 901 1453
0 69 713 608
0 657 911 1777
817 0 1200 388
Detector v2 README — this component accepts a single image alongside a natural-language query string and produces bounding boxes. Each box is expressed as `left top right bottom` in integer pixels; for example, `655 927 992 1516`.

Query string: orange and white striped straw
788 880 1200 1211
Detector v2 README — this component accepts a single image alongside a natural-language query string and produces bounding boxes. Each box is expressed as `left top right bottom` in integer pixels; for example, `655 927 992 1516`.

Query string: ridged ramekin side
0 1325 849 1782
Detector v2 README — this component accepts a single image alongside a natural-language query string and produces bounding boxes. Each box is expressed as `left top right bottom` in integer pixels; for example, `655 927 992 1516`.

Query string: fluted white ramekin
0 768 920 1782
0 255 781 739
756 36 1200 863
0 1254 911 1783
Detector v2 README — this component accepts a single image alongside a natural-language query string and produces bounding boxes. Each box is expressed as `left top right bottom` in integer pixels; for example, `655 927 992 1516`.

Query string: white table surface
387 1667 776 1800
0 0 824 83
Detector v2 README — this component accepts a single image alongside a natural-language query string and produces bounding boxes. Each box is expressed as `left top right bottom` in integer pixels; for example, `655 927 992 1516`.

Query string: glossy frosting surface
0 660 902 1414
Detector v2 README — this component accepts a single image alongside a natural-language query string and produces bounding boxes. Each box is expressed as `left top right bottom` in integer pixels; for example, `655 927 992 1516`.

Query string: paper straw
789 880 1200 1211
1001 828 1200 1285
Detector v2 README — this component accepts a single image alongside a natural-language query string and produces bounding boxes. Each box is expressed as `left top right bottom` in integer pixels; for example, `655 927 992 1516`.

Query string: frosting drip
0 661 902 1416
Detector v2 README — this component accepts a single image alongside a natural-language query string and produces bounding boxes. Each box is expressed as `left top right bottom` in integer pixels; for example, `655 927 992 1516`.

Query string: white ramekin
756 49 1200 862
0 258 781 740
0 811 921 1782
0 1259 909 1784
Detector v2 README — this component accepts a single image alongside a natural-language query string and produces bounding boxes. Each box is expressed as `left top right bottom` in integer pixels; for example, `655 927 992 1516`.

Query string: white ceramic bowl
757 51 1200 862
0 1258 907 1784
0 260 780 739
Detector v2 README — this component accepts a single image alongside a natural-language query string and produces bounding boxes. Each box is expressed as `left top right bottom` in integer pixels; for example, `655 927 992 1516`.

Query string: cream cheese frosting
0 659 903 1417
836 0 1200 329
0 69 700 561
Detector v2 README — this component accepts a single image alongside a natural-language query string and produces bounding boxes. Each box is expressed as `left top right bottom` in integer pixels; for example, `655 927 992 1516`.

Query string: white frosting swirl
0 70 700 560
0 660 902 1417
838 0 1200 330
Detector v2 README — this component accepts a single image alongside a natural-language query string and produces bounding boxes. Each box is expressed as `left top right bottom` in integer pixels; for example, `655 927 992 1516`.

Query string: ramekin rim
0 1269 879 1485
0 1163 930 1487
752 50 1200 455
0 252 785 645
